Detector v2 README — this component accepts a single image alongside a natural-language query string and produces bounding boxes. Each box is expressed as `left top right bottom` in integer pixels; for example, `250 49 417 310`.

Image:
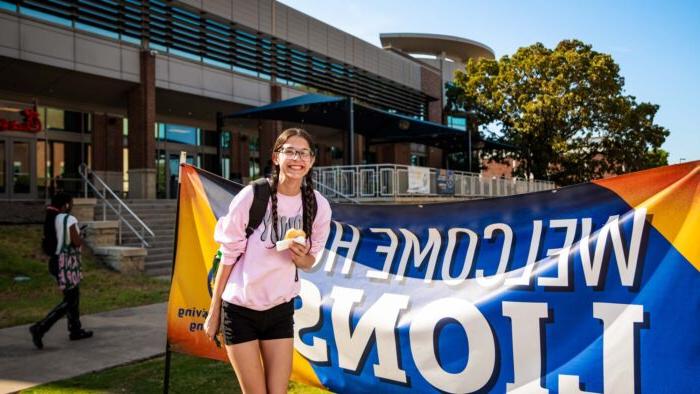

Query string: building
0 0 495 201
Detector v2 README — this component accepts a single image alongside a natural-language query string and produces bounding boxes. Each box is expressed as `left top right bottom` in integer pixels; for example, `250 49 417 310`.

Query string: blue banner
170 162 700 393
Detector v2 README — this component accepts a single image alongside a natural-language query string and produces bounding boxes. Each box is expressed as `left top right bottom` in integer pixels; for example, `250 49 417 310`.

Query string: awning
223 93 512 153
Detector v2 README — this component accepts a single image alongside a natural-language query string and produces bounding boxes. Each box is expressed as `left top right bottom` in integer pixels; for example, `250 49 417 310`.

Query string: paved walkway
0 303 167 394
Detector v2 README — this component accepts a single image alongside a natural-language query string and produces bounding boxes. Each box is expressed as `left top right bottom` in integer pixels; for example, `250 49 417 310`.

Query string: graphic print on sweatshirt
259 209 303 243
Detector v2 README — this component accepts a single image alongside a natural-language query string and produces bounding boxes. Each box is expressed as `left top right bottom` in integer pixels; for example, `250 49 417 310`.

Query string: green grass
22 352 329 393
0 224 170 328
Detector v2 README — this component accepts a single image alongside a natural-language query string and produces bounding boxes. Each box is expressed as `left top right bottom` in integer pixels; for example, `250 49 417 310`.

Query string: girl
30 192 93 349
204 128 332 394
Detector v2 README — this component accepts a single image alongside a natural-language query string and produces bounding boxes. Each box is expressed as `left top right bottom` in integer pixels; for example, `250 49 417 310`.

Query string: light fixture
297 104 310 113
398 120 410 130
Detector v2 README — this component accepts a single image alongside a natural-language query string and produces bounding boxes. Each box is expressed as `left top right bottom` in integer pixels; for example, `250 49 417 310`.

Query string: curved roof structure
379 33 495 63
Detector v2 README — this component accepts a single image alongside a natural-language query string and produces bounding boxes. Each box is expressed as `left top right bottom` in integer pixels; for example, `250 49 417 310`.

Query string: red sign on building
0 108 42 132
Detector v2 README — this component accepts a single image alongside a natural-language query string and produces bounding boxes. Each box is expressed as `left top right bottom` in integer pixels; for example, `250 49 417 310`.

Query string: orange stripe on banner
292 350 325 389
593 161 700 271
167 165 228 361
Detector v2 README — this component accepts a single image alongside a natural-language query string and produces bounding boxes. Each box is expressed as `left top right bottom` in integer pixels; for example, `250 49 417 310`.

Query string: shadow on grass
22 352 328 394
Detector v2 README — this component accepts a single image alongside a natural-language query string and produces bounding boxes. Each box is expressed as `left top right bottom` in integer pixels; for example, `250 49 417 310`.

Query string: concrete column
355 134 364 164
240 133 250 182
420 65 445 165
258 85 282 170
91 114 123 192
394 143 411 165
374 143 393 163
229 130 251 182
127 51 156 199
428 146 443 168
317 143 330 166
229 130 241 179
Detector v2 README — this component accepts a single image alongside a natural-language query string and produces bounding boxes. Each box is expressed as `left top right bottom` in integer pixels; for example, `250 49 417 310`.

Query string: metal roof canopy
222 93 511 163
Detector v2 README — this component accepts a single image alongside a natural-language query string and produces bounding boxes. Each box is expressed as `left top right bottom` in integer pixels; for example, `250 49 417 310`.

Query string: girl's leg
260 338 294 394
225 340 266 394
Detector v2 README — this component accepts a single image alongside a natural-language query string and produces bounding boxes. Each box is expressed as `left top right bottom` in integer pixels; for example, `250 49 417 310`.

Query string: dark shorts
222 299 295 345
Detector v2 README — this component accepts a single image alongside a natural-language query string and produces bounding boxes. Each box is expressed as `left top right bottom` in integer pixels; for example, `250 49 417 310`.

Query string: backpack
41 207 59 256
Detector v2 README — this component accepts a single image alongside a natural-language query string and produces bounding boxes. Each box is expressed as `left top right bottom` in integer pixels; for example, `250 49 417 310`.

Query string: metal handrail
312 163 557 202
78 164 155 247
313 176 361 204
227 176 360 204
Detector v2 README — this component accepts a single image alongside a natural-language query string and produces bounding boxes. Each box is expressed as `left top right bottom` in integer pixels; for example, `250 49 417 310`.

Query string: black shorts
222 299 295 345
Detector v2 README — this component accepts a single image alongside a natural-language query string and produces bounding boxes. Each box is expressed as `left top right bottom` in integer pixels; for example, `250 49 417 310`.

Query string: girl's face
273 135 315 181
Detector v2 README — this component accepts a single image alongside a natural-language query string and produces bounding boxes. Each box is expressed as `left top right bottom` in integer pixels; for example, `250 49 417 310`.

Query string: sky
279 0 700 164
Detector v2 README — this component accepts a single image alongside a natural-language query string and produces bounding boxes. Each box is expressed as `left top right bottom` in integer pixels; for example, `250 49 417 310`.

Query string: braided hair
269 128 318 250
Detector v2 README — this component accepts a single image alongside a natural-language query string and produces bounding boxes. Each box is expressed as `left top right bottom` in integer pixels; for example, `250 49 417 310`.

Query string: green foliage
447 39 669 185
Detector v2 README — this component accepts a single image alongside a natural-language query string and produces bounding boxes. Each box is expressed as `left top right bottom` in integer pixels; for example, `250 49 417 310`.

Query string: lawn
0 224 170 328
21 352 329 393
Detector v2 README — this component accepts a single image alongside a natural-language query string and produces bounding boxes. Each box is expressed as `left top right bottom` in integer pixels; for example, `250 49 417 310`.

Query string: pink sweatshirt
214 184 332 310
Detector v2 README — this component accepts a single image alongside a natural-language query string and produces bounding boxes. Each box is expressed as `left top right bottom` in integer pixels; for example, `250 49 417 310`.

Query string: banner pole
163 162 185 393
163 341 172 394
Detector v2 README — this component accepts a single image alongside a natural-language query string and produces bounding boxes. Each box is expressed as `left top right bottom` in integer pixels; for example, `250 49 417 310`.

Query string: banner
407 166 430 194
167 162 700 393
436 169 455 195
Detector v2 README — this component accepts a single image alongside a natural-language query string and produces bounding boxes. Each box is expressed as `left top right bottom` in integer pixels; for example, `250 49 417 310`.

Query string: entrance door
0 137 36 199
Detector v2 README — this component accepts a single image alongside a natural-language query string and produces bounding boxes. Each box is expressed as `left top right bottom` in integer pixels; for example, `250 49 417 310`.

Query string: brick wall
420 65 443 123
92 114 123 172
127 50 156 170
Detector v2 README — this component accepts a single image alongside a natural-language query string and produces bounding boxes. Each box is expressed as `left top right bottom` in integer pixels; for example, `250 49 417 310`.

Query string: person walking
204 128 332 394
30 192 93 349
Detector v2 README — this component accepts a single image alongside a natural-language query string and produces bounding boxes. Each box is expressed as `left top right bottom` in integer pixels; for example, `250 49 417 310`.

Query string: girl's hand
203 308 220 340
289 241 314 269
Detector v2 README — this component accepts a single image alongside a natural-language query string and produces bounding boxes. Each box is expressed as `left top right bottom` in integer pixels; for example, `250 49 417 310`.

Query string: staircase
98 199 177 277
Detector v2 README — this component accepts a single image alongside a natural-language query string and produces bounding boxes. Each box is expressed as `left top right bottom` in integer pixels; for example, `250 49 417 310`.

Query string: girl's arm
203 261 233 339
204 185 255 339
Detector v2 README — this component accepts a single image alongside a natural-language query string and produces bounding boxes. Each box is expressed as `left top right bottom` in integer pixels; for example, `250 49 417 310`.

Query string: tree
446 39 669 185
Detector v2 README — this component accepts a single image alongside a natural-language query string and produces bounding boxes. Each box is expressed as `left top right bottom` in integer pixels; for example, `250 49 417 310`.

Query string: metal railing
312 164 556 203
78 164 155 247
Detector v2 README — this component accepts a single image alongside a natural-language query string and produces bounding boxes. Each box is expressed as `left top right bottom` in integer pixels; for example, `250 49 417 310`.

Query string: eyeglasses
277 147 315 161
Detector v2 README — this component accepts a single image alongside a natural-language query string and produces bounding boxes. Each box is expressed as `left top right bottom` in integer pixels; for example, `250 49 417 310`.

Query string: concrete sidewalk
0 303 167 393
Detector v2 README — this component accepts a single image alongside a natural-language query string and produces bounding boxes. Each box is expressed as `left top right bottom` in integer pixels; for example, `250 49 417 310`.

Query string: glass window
46 108 65 130
121 34 141 45
123 148 129 194
164 124 198 145
0 141 4 193
447 115 467 130
64 111 86 133
19 7 72 27
0 0 16 12
221 131 231 149
75 22 119 40
37 140 49 197
201 129 219 147
248 135 259 155
12 141 30 194
156 151 166 199
45 108 90 132
155 123 201 146
52 142 65 177
249 158 260 179
222 157 230 180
